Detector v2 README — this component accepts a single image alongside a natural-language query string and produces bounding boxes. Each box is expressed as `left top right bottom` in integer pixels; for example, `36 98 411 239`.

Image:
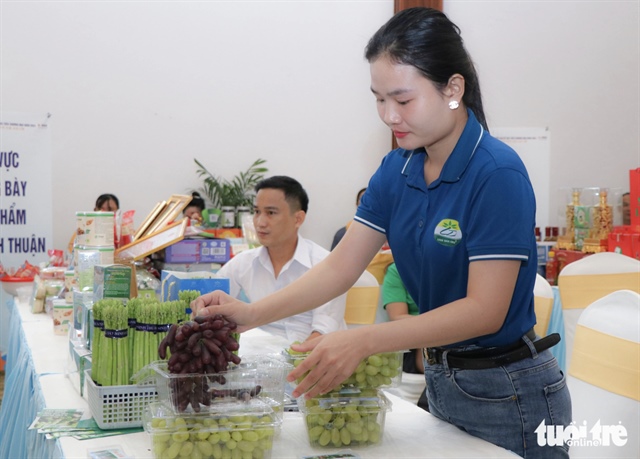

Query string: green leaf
193 158 268 208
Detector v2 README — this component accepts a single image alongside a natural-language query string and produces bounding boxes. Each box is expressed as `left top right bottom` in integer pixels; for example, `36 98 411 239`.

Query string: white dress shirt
216 236 347 343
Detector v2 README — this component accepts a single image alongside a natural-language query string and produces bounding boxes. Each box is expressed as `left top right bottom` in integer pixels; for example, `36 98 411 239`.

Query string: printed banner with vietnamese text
0 112 53 272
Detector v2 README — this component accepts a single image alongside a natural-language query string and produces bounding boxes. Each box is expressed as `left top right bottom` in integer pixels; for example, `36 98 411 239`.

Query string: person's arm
385 302 413 321
192 221 386 330
288 258 520 398
330 226 346 251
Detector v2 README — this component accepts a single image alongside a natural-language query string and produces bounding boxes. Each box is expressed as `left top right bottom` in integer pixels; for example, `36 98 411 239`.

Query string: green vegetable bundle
90 291 202 387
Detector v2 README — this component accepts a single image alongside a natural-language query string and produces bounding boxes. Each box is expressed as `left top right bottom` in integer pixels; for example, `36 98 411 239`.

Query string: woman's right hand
288 328 369 399
191 290 256 333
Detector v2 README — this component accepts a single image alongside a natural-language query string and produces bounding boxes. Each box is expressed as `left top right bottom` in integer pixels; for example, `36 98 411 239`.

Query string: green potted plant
194 158 268 227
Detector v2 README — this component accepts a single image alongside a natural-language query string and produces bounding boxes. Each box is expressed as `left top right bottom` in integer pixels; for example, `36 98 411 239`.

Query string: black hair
356 187 367 205
95 193 119 210
365 7 488 131
255 176 309 213
185 192 206 213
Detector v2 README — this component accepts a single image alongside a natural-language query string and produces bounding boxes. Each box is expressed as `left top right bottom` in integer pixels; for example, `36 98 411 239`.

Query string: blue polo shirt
355 110 537 348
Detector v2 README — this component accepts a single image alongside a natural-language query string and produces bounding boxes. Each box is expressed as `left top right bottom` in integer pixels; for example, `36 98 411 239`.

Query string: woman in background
183 192 206 223
94 193 119 212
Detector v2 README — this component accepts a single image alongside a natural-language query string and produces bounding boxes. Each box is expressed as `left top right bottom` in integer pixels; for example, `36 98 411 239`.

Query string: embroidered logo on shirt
434 219 462 246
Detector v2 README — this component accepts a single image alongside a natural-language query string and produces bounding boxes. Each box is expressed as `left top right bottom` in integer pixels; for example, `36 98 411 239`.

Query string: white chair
344 270 380 326
567 290 639 458
533 274 554 337
557 252 640 369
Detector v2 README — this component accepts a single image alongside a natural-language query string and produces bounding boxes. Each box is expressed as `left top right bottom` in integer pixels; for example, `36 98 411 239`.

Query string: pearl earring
449 100 459 110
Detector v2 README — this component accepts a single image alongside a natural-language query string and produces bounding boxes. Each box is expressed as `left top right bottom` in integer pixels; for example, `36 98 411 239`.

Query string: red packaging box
631 168 640 228
555 249 590 275
608 227 640 260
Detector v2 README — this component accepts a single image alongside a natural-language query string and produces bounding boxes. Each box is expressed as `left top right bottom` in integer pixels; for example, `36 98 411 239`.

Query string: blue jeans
424 336 572 459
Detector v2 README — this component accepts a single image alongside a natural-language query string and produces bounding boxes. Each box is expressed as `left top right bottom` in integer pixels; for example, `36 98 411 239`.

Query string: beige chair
533 274 554 337
567 290 639 458
344 270 380 326
365 250 394 284
557 252 640 368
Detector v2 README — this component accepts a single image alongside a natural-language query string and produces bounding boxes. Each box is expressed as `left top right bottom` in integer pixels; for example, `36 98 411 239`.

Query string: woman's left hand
288 329 368 399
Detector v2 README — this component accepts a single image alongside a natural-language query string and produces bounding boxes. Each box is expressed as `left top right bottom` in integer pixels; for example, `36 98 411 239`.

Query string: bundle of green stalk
91 300 106 384
129 298 190 378
178 290 200 319
91 290 204 387
91 299 130 386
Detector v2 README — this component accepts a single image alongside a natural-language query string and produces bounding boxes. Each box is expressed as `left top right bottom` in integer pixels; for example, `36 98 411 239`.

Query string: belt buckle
425 348 438 365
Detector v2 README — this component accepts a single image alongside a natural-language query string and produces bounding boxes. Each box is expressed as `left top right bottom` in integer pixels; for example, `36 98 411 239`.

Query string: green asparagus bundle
178 290 201 321
91 300 105 384
91 291 203 387
127 297 139 377
102 299 130 386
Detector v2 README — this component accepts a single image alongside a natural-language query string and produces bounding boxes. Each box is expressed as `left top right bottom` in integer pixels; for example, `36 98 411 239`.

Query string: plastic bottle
545 250 558 286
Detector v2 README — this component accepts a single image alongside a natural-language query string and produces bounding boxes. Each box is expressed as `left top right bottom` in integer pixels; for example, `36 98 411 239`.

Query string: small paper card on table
29 408 84 432
87 445 132 459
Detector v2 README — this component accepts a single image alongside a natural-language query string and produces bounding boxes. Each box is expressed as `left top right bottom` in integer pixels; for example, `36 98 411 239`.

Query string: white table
1 295 518 458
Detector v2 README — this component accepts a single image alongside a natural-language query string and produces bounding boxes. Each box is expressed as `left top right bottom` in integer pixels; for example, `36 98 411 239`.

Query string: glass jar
221 206 236 228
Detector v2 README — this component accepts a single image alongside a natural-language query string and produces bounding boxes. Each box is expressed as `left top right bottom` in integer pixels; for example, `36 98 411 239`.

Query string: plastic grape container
143 401 277 459
298 388 391 449
286 348 403 390
149 355 292 419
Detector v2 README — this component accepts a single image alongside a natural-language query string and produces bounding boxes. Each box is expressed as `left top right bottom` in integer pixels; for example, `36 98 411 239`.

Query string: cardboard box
93 264 132 301
213 228 242 239
53 300 74 335
160 270 230 301
164 239 201 263
608 227 640 260
68 335 92 397
164 238 231 264
200 239 231 263
161 263 222 273
555 249 590 275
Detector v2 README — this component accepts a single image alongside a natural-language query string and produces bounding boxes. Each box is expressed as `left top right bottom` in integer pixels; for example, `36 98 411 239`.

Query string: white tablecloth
0 295 518 459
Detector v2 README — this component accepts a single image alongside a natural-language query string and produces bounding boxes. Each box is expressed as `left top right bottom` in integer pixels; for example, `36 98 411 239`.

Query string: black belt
423 330 561 370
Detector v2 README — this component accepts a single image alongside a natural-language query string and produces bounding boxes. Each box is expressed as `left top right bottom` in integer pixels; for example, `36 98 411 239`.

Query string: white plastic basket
85 369 158 429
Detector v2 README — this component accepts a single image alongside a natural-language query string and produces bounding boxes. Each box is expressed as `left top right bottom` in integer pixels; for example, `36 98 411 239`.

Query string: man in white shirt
216 176 347 343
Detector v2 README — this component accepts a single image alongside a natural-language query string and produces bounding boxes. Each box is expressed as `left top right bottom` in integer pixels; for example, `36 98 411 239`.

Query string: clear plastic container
149 355 292 418
298 388 391 448
143 401 278 459
286 349 403 390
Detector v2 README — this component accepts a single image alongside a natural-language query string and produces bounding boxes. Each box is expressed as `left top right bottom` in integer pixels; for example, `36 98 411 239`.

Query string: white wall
444 0 639 226
1 0 638 252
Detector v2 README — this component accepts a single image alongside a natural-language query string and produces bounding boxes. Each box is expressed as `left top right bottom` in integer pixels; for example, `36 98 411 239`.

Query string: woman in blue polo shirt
195 7 571 458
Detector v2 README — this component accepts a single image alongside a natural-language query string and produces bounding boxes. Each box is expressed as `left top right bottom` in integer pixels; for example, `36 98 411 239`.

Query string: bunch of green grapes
302 391 385 448
287 347 402 390
150 413 275 459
